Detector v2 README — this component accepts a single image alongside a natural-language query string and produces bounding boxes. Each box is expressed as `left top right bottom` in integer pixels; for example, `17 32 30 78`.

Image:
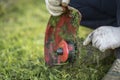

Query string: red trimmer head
44 7 81 66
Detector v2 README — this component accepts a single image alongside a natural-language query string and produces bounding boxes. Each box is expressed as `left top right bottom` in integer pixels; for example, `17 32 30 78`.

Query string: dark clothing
69 0 120 29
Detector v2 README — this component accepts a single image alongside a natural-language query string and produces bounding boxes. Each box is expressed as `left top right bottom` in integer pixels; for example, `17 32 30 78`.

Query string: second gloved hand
45 0 70 16
83 26 120 52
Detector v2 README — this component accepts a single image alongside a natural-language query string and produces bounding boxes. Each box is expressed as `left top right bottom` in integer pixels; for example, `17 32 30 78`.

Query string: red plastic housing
44 9 81 66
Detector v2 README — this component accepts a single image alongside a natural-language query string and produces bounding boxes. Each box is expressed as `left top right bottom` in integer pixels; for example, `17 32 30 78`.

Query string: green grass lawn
0 0 113 80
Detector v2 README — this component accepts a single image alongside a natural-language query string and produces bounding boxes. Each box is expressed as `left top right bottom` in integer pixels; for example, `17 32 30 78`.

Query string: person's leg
69 0 117 29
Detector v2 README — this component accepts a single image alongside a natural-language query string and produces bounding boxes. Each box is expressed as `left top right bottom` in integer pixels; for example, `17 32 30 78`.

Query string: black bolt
56 48 63 55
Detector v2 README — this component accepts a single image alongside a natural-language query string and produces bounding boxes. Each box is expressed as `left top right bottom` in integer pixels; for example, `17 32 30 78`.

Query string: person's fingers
62 0 70 4
48 0 61 6
62 0 70 6
92 37 99 48
94 34 107 52
48 0 70 6
45 0 64 16
92 31 102 48
47 0 63 12
48 9 63 16
83 32 93 46
99 39 110 52
99 44 106 52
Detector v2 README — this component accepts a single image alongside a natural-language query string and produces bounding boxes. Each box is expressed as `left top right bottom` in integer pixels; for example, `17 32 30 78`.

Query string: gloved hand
83 26 120 52
45 0 70 16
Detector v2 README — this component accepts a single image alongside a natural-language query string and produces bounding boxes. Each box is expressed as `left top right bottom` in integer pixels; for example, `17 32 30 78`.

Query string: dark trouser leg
117 0 120 26
69 0 117 29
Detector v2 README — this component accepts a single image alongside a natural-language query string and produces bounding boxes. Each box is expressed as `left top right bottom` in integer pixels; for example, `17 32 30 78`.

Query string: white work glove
83 26 120 52
45 0 70 16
